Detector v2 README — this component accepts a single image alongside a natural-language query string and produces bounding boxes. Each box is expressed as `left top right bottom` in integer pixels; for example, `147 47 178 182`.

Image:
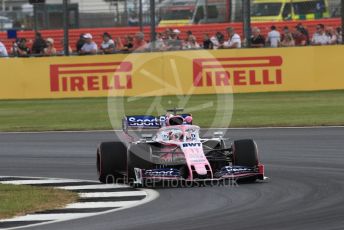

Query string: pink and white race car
97 109 265 186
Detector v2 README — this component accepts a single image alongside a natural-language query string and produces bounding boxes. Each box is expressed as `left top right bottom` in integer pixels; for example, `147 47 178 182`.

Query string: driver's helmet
166 114 184 126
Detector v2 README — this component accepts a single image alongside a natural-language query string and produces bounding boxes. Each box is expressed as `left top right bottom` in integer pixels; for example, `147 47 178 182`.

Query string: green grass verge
0 184 78 219
0 90 344 131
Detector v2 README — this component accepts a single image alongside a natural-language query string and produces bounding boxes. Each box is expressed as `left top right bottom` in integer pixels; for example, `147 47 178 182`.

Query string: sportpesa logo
50 62 132 92
193 56 283 87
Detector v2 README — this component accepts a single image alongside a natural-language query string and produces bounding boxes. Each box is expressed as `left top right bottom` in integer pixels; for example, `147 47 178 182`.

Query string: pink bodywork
156 125 213 180
181 142 213 180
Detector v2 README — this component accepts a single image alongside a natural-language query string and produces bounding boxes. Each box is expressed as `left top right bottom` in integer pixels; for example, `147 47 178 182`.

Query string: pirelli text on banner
50 62 133 92
193 56 283 87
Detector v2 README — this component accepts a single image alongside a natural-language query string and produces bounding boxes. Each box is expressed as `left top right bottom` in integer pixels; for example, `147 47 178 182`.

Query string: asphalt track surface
0 127 344 230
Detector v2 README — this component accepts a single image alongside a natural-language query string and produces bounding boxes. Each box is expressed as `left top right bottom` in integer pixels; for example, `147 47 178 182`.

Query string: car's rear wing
122 113 192 133
122 115 162 133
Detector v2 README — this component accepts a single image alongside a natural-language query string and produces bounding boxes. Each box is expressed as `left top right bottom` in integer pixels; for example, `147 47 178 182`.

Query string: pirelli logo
50 62 133 92
193 56 283 87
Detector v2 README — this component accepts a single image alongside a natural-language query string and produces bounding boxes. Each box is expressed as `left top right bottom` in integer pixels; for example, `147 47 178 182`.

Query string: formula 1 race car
96 109 265 186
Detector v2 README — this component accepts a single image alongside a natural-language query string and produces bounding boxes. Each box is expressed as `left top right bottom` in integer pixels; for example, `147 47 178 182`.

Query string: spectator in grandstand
295 23 310 45
152 33 167 51
183 35 200 50
311 24 330 45
100 32 115 54
43 38 57 56
122 35 134 51
76 33 86 53
160 32 168 42
185 30 193 41
203 34 214 49
266 25 281 48
223 27 241 48
336 27 342 44
12 38 30 57
133 32 148 52
164 28 173 40
210 32 225 49
31 32 46 55
166 29 183 50
326 27 338 45
293 28 307 46
250 27 265 48
79 33 98 55
173 29 181 37
281 26 289 41
281 32 295 47
114 37 124 50
0 40 8 57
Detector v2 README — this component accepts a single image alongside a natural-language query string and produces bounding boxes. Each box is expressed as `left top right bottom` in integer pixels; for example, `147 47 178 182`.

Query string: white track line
57 184 130 190
79 191 147 198
65 201 141 209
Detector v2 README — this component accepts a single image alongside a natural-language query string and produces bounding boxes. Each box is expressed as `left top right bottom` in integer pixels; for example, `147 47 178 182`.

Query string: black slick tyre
232 139 259 167
97 142 127 183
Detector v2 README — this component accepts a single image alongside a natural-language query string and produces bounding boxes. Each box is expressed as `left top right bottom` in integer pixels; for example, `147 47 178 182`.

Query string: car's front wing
133 165 265 185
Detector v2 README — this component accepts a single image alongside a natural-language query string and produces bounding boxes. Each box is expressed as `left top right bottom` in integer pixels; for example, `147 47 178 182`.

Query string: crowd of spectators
0 23 342 57
1 32 60 57
262 23 342 47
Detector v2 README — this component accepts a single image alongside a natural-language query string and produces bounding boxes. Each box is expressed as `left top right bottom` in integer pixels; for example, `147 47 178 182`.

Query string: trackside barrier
0 46 344 99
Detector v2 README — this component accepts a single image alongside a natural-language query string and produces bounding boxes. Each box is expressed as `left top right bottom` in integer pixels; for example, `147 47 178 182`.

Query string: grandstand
0 18 341 53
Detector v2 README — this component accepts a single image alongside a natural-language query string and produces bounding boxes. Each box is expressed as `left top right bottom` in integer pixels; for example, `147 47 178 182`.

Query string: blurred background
0 0 343 56
0 0 341 30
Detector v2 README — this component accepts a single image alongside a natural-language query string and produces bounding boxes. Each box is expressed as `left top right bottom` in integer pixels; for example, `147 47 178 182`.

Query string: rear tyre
97 142 127 184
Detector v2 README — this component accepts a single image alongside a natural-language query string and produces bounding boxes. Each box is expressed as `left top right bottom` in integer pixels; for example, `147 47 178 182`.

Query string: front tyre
232 139 259 183
97 142 127 183
232 139 258 167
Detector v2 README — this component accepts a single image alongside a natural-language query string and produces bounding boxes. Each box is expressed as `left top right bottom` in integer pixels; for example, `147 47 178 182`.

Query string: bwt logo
193 56 283 87
182 143 202 148
50 62 133 92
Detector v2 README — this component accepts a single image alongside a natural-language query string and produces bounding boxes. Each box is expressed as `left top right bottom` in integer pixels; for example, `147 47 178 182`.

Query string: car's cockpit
154 125 200 143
